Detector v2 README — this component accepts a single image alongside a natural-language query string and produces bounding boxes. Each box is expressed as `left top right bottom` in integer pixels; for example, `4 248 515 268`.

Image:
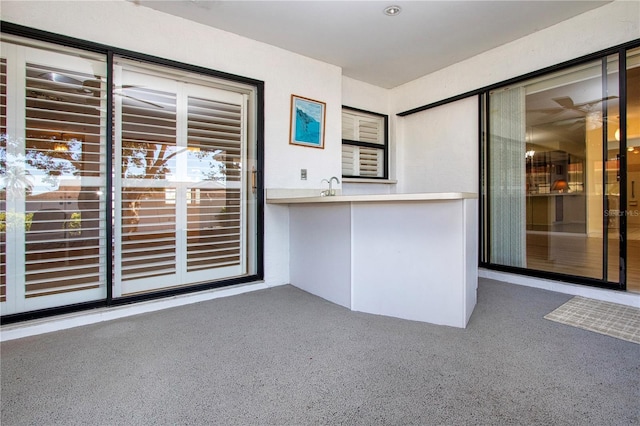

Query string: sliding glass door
113 62 254 296
484 52 638 290
1 35 261 317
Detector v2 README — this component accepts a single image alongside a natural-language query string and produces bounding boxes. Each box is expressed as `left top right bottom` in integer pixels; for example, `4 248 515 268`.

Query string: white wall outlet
301 169 307 180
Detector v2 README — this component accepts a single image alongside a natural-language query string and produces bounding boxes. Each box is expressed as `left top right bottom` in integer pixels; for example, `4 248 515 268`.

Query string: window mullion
105 50 114 302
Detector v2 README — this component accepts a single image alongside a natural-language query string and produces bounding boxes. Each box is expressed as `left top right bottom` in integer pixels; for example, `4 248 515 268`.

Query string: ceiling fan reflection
38 72 164 109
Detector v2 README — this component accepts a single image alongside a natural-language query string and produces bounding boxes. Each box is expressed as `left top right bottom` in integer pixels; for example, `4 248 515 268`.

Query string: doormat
544 296 640 344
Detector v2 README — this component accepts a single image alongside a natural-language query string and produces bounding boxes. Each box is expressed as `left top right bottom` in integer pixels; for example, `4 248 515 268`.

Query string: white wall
397 97 479 194
342 76 389 114
1 0 343 288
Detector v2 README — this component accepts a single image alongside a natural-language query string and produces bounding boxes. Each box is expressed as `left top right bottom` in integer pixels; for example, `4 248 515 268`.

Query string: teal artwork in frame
289 94 326 149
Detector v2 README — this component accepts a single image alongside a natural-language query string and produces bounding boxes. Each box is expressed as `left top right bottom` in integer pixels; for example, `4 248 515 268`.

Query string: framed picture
289 94 326 149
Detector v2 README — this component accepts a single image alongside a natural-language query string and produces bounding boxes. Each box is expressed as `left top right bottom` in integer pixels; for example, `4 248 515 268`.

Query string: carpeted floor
1 279 639 425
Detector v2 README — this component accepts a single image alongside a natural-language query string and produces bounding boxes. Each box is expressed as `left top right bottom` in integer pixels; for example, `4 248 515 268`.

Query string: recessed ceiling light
384 5 402 16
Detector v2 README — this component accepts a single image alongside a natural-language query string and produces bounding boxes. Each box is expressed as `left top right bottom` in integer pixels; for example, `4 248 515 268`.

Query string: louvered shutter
186 96 243 272
23 62 107 298
341 109 386 178
115 64 247 295
119 84 178 283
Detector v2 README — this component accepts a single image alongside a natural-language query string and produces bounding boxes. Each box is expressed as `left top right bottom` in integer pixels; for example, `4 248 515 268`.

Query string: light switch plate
301 169 307 180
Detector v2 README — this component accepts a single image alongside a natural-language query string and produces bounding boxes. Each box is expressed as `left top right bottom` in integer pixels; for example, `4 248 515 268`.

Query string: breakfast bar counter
267 192 478 328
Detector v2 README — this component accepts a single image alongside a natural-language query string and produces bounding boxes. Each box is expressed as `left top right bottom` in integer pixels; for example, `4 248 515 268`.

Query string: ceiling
133 0 610 89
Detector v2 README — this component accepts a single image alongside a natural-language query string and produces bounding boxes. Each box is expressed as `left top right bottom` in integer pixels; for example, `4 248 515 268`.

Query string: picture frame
289 94 326 149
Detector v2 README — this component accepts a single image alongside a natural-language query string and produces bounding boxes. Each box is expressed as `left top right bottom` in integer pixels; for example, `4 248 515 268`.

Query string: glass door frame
478 44 639 292
618 49 628 291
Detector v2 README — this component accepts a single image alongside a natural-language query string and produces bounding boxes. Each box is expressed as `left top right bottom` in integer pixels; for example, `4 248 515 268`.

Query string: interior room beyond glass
484 47 639 293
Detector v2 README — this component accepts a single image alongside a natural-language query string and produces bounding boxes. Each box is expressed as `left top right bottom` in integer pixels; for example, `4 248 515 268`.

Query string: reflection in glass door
1 40 108 315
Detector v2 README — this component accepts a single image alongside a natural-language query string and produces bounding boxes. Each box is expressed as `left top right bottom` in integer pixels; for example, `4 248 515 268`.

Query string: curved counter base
270 194 478 328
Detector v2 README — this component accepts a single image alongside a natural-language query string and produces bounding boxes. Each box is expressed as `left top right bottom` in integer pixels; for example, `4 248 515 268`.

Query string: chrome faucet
329 176 340 196
321 176 340 196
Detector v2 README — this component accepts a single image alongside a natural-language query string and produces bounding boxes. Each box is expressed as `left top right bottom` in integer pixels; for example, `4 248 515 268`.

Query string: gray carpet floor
1 279 639 425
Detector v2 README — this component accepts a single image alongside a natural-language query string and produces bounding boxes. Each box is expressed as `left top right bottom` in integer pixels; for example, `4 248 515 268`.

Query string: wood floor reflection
526 227 640 293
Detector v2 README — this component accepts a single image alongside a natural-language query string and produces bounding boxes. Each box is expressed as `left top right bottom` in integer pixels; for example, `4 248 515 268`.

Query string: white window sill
342 178 397 184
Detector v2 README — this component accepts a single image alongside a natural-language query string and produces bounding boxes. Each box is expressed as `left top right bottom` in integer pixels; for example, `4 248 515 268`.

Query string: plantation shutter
186 96 243 272
115 63 247 295
119 83 178 283
341 109 386 178
22 62 107 299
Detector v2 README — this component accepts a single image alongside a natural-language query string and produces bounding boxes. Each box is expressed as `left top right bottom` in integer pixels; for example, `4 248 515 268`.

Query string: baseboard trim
1 281 269 342
479 269 640 308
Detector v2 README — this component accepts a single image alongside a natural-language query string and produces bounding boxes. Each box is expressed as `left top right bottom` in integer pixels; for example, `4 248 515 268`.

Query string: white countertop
266 192 478 204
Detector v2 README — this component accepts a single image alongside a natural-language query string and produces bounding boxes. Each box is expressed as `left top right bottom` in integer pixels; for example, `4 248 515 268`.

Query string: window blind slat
25 280 100 298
